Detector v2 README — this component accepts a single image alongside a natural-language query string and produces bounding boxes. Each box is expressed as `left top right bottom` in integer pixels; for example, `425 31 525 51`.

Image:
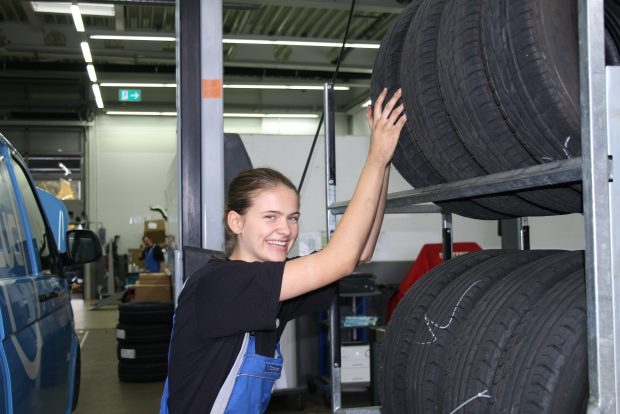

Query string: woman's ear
227 210 244 234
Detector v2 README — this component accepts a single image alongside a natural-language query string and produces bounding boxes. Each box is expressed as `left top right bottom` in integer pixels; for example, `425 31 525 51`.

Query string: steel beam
579 0 617 412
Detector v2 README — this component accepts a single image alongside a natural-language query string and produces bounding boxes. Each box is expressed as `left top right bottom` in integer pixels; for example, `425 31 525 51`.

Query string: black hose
297 0 357 192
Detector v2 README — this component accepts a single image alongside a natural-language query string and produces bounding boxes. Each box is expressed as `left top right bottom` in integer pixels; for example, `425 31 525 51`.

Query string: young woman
160 88 406 413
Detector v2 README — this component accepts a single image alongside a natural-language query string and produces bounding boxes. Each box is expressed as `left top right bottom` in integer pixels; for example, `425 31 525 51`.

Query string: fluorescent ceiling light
224 84 349 91
223 113 319 118
361 99 372 108
90 35 176 42
89 34 379 49
104 111 318 118
31 2 115 16
222 38 380 49
99 82 349 91
100 82 176 88
86 64 97 82
92 84 104 109
80 42 92 63
70 5 85 32
106 111 177 116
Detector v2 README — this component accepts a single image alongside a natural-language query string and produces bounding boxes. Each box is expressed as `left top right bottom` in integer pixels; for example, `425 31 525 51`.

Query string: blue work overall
144 246 160 272
159 331 283 414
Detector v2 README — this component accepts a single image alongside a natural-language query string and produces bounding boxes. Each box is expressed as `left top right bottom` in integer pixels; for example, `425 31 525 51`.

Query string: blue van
0 133 101 413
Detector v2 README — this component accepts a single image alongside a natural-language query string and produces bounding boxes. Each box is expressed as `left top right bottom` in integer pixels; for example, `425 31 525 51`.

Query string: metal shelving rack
323 1 618 412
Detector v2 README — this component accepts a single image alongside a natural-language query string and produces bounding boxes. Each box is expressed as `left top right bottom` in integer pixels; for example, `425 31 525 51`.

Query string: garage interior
0 0 617 413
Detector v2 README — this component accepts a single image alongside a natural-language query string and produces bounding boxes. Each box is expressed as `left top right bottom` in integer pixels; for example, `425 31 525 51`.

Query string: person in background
140 235 164 272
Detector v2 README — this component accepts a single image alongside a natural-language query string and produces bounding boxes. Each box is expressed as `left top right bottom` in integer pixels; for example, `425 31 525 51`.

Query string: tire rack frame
324 0 618 411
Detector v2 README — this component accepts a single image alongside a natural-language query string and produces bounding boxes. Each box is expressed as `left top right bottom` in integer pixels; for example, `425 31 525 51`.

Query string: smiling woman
159 89 406 414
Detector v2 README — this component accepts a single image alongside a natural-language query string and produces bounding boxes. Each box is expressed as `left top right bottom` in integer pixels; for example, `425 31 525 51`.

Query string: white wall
87 112 585 262
87 115 177 253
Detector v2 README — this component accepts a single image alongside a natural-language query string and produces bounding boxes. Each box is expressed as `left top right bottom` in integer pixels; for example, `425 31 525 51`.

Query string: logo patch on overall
264 364 281 374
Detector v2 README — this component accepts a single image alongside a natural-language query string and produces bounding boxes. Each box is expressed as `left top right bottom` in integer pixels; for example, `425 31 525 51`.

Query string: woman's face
229 185 300 262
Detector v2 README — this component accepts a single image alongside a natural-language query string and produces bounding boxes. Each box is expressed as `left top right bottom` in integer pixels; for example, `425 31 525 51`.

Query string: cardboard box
134 283 172 302
144 219 166 232
138 273 170 285
144 229 166 244
128 248 145 268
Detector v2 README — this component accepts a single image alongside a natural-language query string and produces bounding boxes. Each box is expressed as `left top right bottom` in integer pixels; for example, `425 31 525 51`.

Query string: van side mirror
66 230 102 264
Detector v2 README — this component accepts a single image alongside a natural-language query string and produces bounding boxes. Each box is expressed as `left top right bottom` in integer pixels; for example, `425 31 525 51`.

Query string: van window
0 156 30 277
10 158 53 274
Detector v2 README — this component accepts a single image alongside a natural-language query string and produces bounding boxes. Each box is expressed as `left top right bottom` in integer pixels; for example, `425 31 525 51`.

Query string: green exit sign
119 89 142 102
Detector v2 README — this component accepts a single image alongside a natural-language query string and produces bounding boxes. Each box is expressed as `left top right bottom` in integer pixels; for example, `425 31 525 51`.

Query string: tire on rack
443 250 584 413
481 0 581 165
118 301 174 325
380 250 507 414
398 0 551 218
436 0 582 214
118 361 168 383
370 0 505 220
117 341 170 363
401 250 556 413
491 267 587 414
116 323 172 343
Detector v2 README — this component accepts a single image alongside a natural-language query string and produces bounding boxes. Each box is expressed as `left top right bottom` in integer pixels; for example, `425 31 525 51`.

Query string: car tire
118 301 174 325
401 250 555 413
380 250 506 413
492 268 587 414
443 251 584 413
118 361 168 383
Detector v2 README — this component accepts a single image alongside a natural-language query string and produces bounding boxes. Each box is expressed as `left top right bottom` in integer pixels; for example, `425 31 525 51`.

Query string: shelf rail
323 1 618 411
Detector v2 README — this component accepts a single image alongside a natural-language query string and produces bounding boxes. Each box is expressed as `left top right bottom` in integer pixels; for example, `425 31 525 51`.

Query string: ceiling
0 0 408 122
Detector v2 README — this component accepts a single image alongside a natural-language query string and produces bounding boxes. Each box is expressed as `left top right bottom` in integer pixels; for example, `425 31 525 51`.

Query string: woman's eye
288 216 299 223
265 215 275 221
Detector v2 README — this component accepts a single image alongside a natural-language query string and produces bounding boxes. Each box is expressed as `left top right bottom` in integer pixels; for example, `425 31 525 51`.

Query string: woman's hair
225 168 299 252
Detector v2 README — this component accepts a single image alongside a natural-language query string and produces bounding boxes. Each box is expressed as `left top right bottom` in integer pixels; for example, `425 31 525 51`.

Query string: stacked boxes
134 272 172 302
144 219 166 244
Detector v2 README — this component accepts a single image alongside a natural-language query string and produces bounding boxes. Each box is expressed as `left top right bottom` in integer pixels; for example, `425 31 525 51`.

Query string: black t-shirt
167 258 336 414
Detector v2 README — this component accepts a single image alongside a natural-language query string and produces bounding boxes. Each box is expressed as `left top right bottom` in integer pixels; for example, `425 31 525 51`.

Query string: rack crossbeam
330 158 584 213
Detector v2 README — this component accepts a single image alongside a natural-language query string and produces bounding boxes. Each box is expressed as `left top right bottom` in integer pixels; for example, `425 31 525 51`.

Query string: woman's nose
277 219 291 235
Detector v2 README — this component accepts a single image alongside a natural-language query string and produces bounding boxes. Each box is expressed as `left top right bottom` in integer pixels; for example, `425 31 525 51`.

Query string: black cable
297 0 357 192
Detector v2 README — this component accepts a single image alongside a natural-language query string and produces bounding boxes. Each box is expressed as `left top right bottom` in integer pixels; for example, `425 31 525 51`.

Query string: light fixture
90 34 176 42
100 82 176 88
222 38 380 49
30 2 115 16
224 84 350 91
361 99 372 108
104 111 319 118
223 113 319 118
106 111 177 116
92 84 104 108
89 34 379 49
86 64 97 82
70 4 84 32
80 42 92 63
99 82 350 91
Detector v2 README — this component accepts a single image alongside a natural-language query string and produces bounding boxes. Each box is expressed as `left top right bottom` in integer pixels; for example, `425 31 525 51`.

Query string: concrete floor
71 298 373 414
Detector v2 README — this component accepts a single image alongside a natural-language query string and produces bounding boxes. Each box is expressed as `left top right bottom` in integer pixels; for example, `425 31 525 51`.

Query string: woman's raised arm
280 88 406 301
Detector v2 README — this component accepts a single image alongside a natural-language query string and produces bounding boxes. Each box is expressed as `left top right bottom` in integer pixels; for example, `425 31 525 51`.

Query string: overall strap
210 333 251 414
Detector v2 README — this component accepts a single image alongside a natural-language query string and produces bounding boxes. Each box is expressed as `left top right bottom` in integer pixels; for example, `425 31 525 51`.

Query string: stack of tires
117 301 174 383
371 0 620 220
381 250 587 413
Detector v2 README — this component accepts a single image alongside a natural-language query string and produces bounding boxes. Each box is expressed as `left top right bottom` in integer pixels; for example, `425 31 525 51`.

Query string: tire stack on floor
117 301 174 383
371 0 620 220
381 250 587 413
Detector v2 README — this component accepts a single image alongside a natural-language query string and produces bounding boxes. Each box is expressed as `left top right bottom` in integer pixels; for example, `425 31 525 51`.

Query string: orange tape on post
202 79 223 99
